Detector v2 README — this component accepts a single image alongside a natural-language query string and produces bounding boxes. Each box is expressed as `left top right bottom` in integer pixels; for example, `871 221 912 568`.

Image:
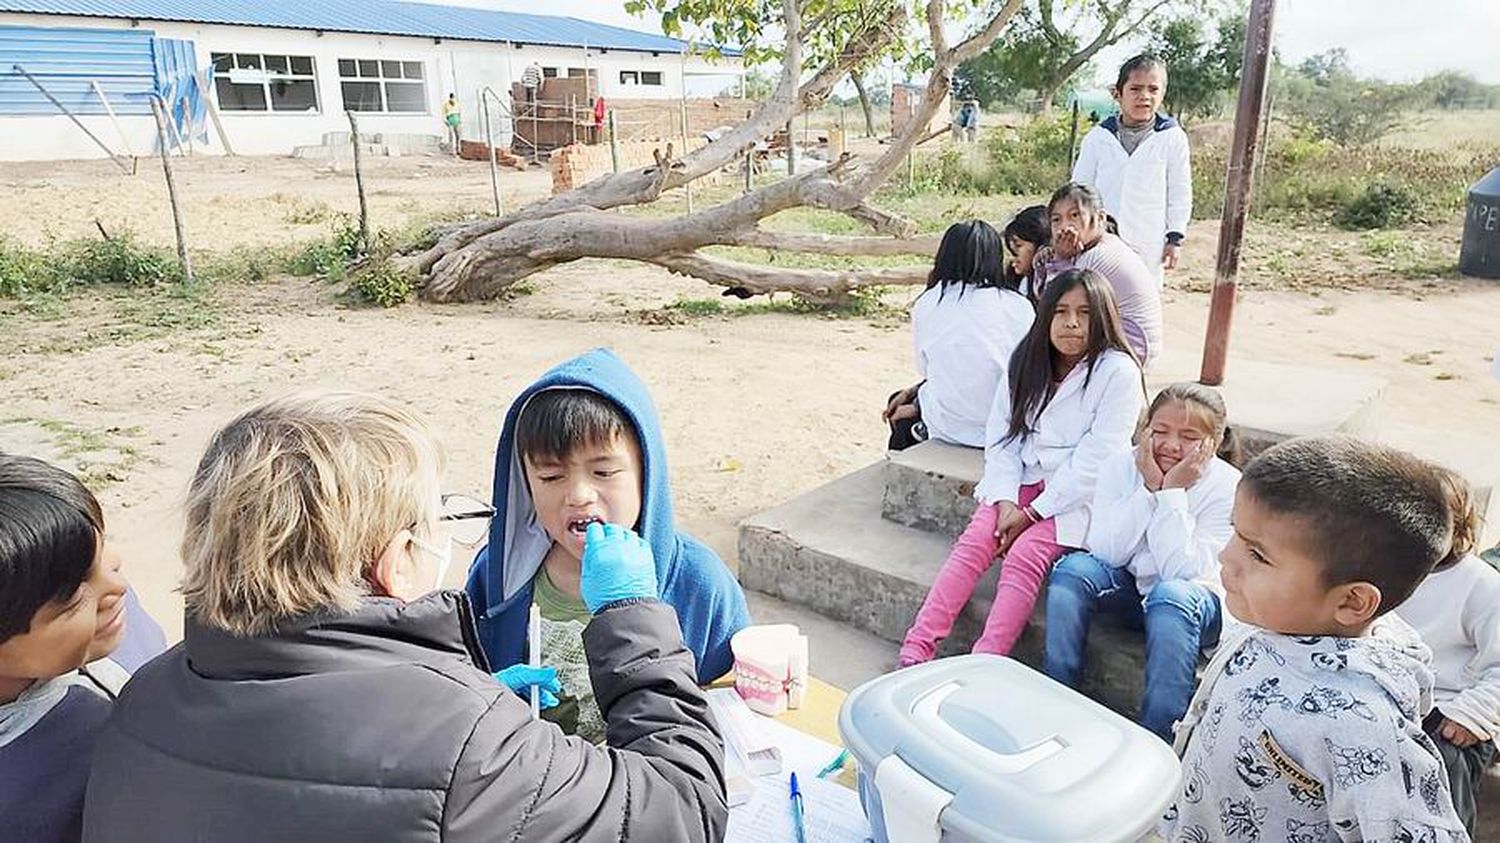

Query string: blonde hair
180 391 444 636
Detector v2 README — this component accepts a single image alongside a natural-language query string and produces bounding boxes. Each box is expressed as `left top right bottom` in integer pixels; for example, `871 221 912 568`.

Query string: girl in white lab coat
899 268 1144 665
1042 382 1241 742
1071 54 1192 281
883 220 1035 450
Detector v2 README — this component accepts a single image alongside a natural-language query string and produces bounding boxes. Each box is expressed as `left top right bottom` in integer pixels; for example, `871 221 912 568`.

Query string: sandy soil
2 152 1498 642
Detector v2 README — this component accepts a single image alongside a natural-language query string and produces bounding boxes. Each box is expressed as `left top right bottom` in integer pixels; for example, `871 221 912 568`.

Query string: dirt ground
3 150 1499 641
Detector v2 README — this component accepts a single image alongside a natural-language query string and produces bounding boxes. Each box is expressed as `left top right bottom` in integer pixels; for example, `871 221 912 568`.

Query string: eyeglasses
440 493 495 546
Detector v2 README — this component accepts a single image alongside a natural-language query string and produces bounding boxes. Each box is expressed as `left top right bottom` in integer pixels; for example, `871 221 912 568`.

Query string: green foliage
59 232 183 287
0 238 65 297
721 69 775 99
289 215 363 278
1276 50 1414 147
1191 130 1493 228
1146 10 1244 120
1414 71 1500 111
911 115 1072 195
349 260 417 307
955 5 1080 110
1334 181 1422 231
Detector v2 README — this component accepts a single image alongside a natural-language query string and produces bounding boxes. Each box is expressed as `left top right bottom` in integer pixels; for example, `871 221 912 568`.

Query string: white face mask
410 535 455 593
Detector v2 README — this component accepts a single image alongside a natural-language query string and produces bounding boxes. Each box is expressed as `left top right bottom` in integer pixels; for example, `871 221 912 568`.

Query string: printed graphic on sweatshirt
1161 628 1468 843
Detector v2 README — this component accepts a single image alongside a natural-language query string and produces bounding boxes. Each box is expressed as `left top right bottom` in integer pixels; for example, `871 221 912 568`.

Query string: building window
338 58 427 113
210 52 319 112
542 66 559 78
618 70 663 86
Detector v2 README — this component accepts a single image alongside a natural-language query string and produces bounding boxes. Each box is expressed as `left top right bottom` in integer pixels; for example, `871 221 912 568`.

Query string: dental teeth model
730 624 809 717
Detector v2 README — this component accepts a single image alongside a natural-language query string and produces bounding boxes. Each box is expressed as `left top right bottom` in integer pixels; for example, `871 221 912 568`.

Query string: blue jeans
1043 552 1222 741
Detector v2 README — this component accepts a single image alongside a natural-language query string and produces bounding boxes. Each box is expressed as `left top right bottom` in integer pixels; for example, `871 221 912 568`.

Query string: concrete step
883 360 1390 541
739 463 1147 715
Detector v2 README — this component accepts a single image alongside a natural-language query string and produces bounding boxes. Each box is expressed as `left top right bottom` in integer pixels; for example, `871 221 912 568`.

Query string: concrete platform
739 463 1147 713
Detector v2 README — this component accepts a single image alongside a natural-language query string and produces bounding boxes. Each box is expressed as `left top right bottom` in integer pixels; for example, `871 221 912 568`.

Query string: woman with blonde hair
83 391 727 842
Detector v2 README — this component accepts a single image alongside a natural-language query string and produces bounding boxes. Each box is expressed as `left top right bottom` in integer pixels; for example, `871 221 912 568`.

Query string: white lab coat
1084 449 1240 595
1071 116 1192 282
911 284 1035 447
975 349 1144 548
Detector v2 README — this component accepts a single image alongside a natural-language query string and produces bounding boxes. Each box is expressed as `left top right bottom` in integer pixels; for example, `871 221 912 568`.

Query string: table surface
713 676 858 788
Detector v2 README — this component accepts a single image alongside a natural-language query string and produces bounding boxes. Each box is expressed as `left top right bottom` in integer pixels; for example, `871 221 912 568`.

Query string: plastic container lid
838 655 1180 842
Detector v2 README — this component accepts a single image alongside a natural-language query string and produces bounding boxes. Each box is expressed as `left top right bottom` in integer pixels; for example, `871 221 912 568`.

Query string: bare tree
402 0 1023 303
1031 0 1181 111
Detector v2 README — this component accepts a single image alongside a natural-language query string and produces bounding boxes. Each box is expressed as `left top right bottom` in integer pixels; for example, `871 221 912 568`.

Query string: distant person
0 454 166 842
883 220 1034 451
1034 182 1164 370
952 100 979 143
1072 54 1192 284
1394 470 1498 838
899 269 1145 666
521 60 543 105
82 391 729 842
441 93 462 156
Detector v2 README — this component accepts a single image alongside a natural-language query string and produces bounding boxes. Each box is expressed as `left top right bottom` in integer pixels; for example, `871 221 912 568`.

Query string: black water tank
1460 166 1500 279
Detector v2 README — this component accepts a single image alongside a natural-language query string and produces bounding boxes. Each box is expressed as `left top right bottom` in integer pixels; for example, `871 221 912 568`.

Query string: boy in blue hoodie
466 349 751 740
0 454 166 842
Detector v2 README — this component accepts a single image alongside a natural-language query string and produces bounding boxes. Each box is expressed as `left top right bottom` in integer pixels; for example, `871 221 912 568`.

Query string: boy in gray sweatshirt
1160 437 1470 842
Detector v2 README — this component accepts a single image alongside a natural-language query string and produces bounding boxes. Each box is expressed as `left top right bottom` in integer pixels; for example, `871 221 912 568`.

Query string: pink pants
900 482 1068 664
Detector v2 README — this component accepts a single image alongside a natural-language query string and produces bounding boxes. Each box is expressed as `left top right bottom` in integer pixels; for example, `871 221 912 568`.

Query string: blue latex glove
493 664 561 709
580 522 659 613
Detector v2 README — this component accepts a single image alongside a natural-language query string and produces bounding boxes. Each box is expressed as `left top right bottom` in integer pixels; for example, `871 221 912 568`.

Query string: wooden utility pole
345 111 371 254
149 97 193 283
1200 0 1276 386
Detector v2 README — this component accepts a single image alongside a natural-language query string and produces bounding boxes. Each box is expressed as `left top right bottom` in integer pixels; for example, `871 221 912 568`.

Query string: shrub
1335 181 1422 230
0 238 65 297
60 232 182 287
349 260 416 307
289 215 364 278
909 115 1074 196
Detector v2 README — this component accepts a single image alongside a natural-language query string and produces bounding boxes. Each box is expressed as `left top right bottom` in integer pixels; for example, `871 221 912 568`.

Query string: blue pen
789 772 807 843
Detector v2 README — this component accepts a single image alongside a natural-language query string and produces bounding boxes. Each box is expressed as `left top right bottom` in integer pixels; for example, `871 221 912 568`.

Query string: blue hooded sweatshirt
464 348 752 684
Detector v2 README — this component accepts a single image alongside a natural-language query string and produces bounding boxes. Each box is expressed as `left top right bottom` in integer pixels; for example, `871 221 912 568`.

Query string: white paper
709 688 784 776
723 708 871 842
726 772 872 843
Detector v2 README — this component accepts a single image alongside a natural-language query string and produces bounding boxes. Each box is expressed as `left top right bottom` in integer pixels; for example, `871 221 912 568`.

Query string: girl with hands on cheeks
1042 383 1242 741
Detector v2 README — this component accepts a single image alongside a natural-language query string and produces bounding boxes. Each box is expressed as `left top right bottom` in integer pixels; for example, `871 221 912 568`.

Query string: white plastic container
837 655 1180 842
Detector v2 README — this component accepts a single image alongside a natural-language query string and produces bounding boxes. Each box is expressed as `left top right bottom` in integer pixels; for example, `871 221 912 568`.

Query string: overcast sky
424 0 1500 85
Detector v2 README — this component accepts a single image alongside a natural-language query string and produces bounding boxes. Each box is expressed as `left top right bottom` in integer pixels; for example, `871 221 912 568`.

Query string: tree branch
951 0 1026 64
729 229 943 256
650 252 927 302
926 0 949 57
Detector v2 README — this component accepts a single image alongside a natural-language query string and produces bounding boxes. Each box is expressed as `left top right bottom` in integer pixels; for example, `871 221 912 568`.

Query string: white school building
0 0 742 160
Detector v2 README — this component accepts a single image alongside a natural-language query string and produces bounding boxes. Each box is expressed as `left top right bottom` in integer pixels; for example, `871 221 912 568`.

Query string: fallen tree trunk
407 0 1023 303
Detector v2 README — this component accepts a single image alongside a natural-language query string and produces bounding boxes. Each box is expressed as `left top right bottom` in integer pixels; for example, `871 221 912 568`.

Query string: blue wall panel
0 24 156 115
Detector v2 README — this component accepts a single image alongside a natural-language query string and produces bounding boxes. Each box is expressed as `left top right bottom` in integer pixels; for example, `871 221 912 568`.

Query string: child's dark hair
1146 382 1243 468
1114 53 1167 94
1002 268 1136 444
1434 467 1480 571
1240 436 1455 616
1002 205 1049 294
0 454 105 642
1047 183 1110 245
927 219 1007 299
515 388 634 465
